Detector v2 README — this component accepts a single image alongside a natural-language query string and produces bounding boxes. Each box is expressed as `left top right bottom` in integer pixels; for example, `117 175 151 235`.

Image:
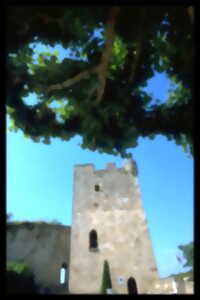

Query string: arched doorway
127 277 138 294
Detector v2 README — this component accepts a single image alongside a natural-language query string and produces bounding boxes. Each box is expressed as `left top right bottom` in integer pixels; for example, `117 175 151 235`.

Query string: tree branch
46 7 120 102
187 6 194 24
38 13 62 26
128 39 143 84
47 65 100 93
128 9 146 84
96 6 120 103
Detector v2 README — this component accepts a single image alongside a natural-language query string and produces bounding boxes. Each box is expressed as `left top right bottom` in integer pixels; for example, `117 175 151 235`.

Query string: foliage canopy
178 241 193 270
6 6 193 157
169 241 193 281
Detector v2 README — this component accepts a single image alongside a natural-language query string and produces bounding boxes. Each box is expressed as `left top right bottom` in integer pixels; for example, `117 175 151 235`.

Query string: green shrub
7 262 32 275
100 260 112 294
6 262 38 294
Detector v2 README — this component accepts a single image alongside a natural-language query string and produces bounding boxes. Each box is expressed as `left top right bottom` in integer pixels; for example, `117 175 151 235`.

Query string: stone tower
69 159 159 294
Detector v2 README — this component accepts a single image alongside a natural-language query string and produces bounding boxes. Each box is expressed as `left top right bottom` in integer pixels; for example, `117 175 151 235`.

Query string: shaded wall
7 223 71 290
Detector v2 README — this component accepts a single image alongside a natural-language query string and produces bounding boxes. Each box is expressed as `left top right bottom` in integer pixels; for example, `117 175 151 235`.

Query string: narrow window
89 229 98 251
95 184 100 192
127 277 138 294
60 263 67 285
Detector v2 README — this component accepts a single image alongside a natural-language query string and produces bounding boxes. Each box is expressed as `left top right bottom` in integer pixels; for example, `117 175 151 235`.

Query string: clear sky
7 41 193 279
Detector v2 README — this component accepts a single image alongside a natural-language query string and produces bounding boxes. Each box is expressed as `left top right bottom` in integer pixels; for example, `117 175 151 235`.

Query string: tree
100 260 112 294
178 241 193 271
169 241 194 281
6 6 193 158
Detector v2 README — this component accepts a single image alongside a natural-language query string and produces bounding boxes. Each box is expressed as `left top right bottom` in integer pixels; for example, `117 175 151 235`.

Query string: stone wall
6 222 194 295
147 277 178 294
7 223 71 290
184 280 194 294
147 277 194 294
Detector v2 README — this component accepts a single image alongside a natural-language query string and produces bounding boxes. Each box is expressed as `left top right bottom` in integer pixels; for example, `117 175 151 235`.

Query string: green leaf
53 107 62 113
32 137 40 143
7 262 32 276
42 137 51 144
6 106 15 114
111 65 117 71
38 54 45 66
7 118 18 132
46 96 55 104
24 134 30 139
148 134 156 140
51 50 60 57
57 99 64 104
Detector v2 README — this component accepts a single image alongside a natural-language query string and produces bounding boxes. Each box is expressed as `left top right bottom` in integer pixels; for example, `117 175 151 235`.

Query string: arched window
60 263 68 285
95 184 100 192
89 229 98 251
127 277 138 294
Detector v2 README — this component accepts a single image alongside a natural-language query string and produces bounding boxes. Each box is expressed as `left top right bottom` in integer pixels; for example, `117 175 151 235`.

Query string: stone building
6 159 194 294
69 159 159 294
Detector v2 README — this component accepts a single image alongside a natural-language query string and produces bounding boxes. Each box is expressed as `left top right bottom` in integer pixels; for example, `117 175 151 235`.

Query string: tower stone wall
69 160 159 294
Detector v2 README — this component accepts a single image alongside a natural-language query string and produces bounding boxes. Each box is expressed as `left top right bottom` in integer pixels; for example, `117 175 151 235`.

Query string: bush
100 260 112 294
6 262 38 295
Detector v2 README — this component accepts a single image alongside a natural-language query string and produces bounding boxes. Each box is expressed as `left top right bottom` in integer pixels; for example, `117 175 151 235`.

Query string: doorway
127 277 138 294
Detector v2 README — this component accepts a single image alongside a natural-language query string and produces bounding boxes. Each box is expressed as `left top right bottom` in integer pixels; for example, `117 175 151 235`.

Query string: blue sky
7 41 193 279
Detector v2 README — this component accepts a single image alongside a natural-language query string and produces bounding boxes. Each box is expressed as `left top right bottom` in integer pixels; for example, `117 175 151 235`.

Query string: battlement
74 159 138 176
74 164 95 172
